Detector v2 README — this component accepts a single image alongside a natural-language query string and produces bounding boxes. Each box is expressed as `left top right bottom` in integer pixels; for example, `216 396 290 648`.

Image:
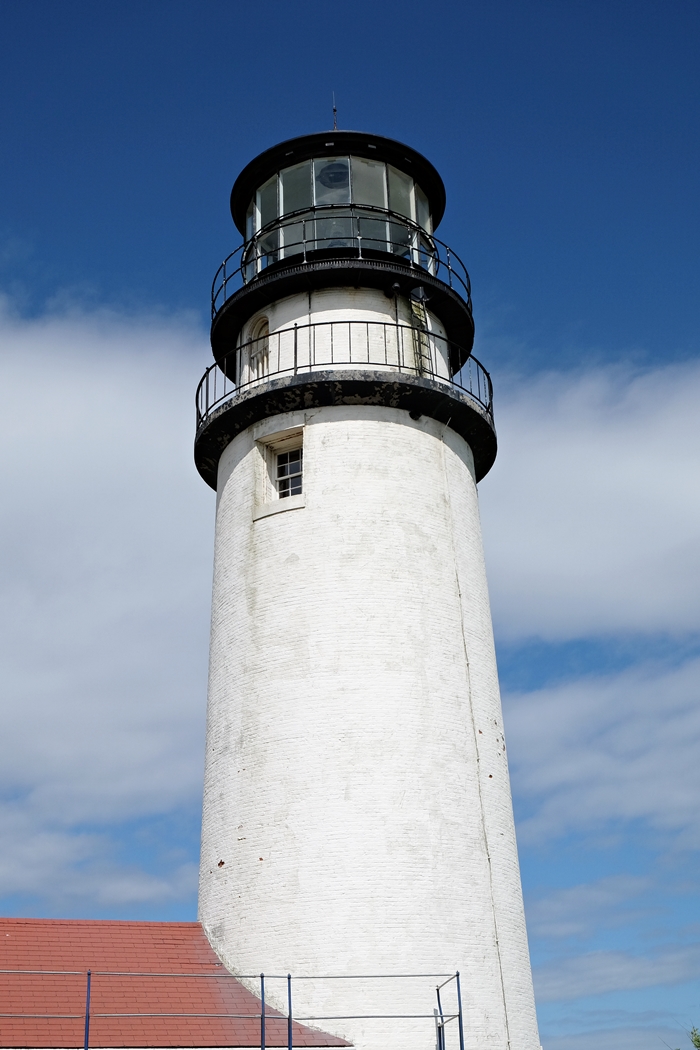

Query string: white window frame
252 425 305 521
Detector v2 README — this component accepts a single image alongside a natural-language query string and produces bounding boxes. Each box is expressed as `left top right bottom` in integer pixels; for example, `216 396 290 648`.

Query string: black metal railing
2 968 466 1050
195 320 493 430
212 205 472 320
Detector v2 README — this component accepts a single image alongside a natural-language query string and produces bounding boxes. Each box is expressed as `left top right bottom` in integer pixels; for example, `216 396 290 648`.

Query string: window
246 158 431 232
351 156 387 208
252 425 305 520
276 448 302 497
387 165 413 220
257 175 278 228
280 161 312 258
313 157 350 206
243 157 433 273
280 160 312 214
249 317 269 380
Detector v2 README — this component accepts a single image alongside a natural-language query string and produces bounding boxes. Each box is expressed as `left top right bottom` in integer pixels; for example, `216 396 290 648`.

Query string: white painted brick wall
237 288 451 382
198 402 540 1050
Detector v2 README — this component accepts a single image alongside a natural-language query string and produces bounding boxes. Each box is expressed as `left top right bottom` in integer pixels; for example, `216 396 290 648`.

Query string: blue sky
1 3 699 1049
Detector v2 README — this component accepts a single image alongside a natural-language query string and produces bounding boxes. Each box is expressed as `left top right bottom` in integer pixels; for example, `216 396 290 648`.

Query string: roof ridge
0 917 201 927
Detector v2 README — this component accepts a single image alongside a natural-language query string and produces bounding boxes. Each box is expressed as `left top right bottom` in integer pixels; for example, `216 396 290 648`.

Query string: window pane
357 212 388 252
415 184 431 233
257 227 279 266
280 220 305 257
388 166 413 221
277 448 303 497
315 210 353 249
314 157 350 206
280 161 312 215
351 157 387 209
388 219 412 259
257 175 278 229
246 200 256 240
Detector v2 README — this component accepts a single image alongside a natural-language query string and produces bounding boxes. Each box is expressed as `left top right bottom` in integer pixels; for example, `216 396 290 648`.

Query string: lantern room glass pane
315 212 353 249
357 213 388 252
280 161 312 216
389 218 412 259
387 165 413 221
351 157 387 209
314 157 351 206
415 184 431 233
257 175 278 230
246 200 255 241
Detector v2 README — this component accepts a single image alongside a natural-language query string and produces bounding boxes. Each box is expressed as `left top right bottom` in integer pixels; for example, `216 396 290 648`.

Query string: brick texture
0 918 348 1048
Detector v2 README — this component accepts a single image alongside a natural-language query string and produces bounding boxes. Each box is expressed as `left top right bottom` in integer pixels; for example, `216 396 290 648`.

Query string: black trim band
194 370 496 490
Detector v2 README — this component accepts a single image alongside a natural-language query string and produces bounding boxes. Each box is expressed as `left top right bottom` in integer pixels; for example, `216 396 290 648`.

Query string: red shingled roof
0 919 349 1048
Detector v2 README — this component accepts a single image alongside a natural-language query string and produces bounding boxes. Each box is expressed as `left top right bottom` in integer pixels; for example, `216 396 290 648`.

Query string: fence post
434 1008 444 1050
455 971 465 1050
260 973 265 1050
287 973 293 1050
436 982 446 1050
83 970 91 1050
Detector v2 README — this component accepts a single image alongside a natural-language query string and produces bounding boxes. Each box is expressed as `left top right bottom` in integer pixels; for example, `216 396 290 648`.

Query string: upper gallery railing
211 205 472 320
196 319 493 430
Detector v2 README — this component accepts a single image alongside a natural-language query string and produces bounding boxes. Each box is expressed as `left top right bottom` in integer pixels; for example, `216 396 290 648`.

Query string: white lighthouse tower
194 132 540 1050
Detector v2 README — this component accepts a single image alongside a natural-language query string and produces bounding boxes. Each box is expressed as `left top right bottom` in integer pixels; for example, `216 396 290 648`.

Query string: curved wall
198 404 539 1050
232 288 451 388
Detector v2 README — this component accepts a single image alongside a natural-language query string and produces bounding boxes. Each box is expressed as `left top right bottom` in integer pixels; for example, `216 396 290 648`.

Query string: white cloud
0 300 213 905
0 809 198 905
540 1025 692 1050
526 875 652 941
1 298 698 945
504 657 700 846
535 943 700 1002
479 358 700 640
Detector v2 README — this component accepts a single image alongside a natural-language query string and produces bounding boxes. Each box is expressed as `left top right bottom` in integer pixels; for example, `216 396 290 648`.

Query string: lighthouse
194 132 540 1050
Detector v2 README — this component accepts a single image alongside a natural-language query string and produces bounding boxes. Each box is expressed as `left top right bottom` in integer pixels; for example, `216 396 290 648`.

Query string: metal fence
196 320 492 430
211 205 472 319
1 968 466 1050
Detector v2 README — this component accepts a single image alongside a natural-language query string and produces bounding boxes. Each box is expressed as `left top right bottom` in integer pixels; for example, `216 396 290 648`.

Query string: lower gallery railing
1 968 466 1050
196 320 493 429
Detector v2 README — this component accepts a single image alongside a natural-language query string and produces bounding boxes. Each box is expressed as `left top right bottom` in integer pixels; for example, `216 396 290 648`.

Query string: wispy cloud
526 875 653 941
504 657 700 846
479 359 700 640
1 294 699 1050
0 300 212 908
535 943 700 1002
538 1026 692 1050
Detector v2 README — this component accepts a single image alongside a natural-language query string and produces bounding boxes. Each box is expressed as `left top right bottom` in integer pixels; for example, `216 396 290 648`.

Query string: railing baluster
287 973 293 1050
83 970 91 1050
456 971 465 1050
260 973 265 1050
435 982 445 1050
